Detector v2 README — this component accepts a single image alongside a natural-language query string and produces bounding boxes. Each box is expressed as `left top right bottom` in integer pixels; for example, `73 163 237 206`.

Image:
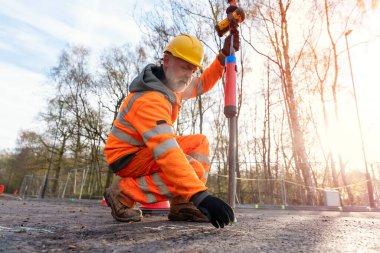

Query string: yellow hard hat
164 34 204 69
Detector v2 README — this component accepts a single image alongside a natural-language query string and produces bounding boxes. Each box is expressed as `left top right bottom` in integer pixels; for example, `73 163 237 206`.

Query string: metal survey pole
216 0 245 208
225 36 238 208
227 116 237 208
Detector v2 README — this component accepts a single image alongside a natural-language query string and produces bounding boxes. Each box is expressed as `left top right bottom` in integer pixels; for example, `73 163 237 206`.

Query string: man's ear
163 53 170 67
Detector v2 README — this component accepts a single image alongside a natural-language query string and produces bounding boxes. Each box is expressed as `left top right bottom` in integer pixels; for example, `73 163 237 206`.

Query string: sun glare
324 119 363 169
340 9 380 170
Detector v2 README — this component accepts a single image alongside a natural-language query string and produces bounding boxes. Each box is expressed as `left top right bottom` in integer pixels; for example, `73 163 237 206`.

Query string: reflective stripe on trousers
116 134 210 206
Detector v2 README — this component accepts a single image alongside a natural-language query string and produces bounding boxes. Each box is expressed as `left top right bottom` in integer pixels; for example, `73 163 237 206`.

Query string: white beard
165 68 189 93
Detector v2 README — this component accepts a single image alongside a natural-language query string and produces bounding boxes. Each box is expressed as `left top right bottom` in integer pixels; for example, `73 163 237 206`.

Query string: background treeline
1 0 379 206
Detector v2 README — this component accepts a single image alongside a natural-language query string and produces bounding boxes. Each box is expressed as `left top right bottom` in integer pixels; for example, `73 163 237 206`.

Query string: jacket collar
129 64 180 105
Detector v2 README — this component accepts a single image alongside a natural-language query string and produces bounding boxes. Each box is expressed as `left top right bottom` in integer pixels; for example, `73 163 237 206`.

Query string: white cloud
68 1 144 48
0 0 157 150
0 1 78 41
0 0 144 49
0 40 17 53
0 62 53 150
0 0 148 71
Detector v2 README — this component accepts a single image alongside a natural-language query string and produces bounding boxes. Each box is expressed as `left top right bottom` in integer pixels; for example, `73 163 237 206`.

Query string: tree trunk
324 0 355 203
279 0 315 204
339 155 354 204
52 136 67 195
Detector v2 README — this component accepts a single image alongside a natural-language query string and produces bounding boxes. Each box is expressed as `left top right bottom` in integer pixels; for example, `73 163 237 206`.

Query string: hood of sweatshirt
129 64 179 105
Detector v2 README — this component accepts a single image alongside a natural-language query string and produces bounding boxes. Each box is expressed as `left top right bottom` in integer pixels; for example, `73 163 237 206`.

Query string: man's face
163 54 197 93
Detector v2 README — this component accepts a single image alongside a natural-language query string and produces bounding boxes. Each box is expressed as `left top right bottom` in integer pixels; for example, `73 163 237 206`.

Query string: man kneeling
104 34 236 228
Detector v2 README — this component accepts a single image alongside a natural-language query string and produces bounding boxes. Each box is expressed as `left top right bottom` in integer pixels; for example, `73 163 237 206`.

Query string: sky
0 0 155 150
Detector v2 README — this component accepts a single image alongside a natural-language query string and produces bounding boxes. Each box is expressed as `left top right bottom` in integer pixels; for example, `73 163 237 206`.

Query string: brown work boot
103 188 142 222
168 202 209 222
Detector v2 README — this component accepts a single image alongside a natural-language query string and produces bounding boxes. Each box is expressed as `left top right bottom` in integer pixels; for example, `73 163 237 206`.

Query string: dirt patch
1 196 380 252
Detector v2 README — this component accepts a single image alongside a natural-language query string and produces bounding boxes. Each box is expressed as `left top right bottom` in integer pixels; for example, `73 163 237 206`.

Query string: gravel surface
1 196 380 252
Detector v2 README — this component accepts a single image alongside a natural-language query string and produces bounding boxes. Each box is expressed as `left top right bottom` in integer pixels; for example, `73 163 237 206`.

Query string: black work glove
192 193 235 228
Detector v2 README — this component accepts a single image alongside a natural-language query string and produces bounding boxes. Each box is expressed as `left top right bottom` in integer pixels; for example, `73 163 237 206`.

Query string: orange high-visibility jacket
104 56 224 200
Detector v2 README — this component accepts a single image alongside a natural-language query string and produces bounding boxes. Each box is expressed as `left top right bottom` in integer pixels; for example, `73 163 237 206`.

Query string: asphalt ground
1 195 380 252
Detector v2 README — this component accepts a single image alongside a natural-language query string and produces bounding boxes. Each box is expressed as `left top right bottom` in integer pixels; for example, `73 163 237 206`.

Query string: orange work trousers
115 134 210 207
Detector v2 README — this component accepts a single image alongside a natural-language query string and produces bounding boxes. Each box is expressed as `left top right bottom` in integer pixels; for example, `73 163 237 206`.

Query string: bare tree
96 45 146 188
48 46 106 195
242 0 317 204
